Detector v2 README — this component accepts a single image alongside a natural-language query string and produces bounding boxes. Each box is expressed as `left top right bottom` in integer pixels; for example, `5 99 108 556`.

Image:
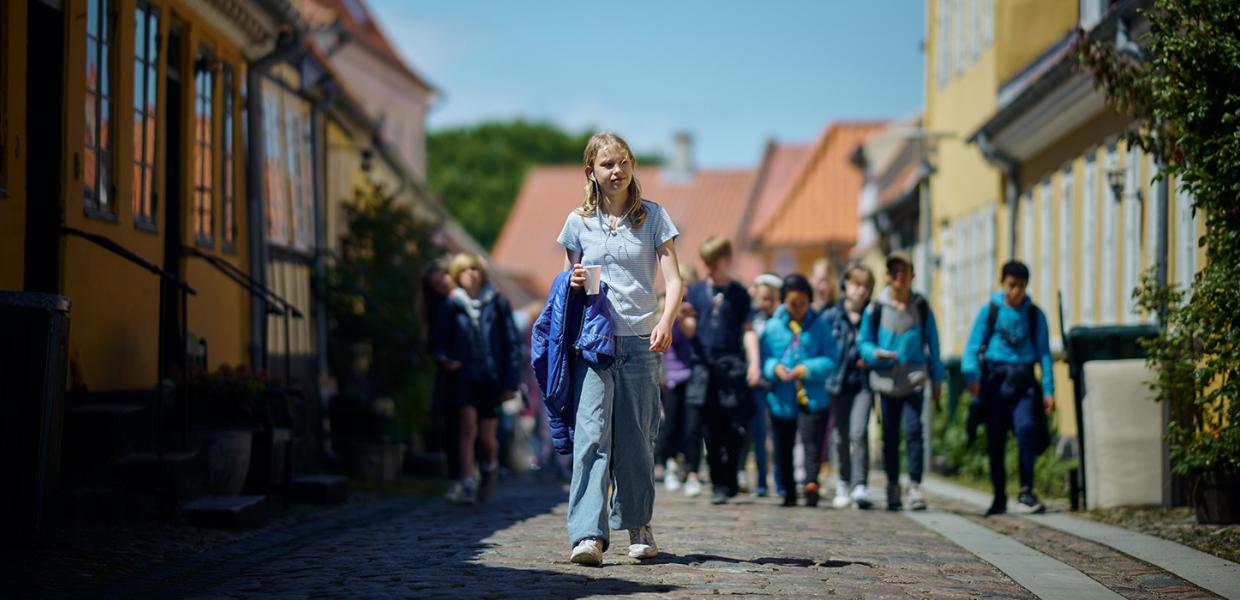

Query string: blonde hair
448 253 488 286
842 263 875 291
699 235 733 266
576 132 647 229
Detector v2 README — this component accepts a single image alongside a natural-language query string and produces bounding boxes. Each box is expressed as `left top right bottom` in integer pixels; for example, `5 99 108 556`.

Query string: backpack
979 300 1038 358
868 294 929 349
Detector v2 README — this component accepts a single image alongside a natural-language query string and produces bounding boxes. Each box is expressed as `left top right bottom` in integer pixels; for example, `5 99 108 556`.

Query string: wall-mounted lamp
1105 165 1126 202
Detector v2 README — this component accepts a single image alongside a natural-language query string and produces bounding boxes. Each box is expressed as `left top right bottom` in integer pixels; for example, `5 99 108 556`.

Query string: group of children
657 238 1055 515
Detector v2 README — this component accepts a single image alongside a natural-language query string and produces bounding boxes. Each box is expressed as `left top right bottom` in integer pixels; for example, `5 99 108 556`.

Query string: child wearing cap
858 251 945 511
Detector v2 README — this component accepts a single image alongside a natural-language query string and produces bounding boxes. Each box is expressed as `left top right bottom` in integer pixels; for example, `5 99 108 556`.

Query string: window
982 0 993 46
1081 152 1097 324
193 49 215 245
1147 153 1162 271
262 78 314 252
969 209 981 314
1059 166 1074 327
954 0 966 75
1123 146 1141 323
954 218 967 341
132 3 159 227
1080 0 1105 30
1101 144 1118 322
939 222 955 350
1176 178 1198 290
1039 180 1053 310
221 64 236 250
983 203 996 311
85 0 115 216
970 0 980 61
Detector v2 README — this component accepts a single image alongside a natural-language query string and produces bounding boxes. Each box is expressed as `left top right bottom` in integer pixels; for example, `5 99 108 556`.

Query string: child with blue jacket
859 251 945 511
760 274 837 507
962 260 1055 516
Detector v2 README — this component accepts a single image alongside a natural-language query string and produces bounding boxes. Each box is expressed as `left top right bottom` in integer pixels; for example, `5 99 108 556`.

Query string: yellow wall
0 0 255 389
994 0 1079 84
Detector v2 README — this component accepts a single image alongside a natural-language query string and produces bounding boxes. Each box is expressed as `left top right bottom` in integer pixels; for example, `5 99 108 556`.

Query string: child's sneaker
664 459 682 492
803 482 820 507
886 483 902 511
460 477 478 505
478 465 498 503
832 482 853 509
443 480 464 504
627 525 658 559
1016 491 1046 514
683 475 703 498
851 484 874 510
737 471 749 494
570 538 604 566
985 496 1008 517
907 483 927 511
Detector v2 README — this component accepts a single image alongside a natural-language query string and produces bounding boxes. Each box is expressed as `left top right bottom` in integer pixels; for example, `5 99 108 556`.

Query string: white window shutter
1059 166 1074 329
1082 153 1097 324
1102 145 1118 323
1123 147 1141 323
1040 180 1053 310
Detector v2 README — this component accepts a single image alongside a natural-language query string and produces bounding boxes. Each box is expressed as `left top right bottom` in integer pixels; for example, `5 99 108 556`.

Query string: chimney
664 130 695 183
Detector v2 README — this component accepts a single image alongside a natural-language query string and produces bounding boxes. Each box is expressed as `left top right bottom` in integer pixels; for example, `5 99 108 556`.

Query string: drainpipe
246 29 304 370
310 80 337 384
976 133 1021 260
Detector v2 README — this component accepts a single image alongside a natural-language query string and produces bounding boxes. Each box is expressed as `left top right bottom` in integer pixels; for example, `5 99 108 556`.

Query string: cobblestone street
44 473 1221 599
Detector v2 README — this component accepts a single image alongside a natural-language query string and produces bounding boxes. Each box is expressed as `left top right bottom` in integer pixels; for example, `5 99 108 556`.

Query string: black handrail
184 245 302 383
61 226 197 295
183 246 286 317
59 226 196 468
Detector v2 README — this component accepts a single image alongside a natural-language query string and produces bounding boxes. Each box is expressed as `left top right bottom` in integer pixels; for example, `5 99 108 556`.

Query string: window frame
84 0 118 220
192 45 217 248
1059 165 1074 328
1101 144 1118 323
1081 151 1097 324
132 1 160 231
221 62 237 253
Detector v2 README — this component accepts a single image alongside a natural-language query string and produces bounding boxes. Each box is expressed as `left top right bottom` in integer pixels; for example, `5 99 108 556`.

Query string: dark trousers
431 370 462 480
656 383 688 465
983 366 1041 499
881 391 924 486
693 383 746 494
736 388 771 489
772 410 827 499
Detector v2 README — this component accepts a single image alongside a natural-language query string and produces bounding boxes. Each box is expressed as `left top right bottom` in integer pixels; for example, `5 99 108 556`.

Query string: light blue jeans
567 335 661 550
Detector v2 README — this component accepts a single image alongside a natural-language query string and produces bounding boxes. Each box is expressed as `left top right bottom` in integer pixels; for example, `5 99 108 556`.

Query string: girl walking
558 132 683 566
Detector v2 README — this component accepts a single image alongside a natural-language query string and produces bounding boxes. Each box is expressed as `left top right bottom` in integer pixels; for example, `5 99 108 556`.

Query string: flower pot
193 429 254 496
1194 470 1240 525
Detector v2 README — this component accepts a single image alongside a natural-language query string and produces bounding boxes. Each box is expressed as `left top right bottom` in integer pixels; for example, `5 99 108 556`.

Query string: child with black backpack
962 260 1055 516
858 251 945 511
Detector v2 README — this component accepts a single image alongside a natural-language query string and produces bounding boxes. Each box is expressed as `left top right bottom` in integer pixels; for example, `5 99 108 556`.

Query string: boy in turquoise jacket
760 274 837 507
858 251 945 511
962 260 1054 516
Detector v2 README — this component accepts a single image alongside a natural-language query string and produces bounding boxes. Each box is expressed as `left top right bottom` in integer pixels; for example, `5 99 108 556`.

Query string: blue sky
369 1 926 168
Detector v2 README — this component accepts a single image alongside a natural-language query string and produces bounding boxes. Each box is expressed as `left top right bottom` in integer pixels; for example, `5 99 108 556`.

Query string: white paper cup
584 265 602 295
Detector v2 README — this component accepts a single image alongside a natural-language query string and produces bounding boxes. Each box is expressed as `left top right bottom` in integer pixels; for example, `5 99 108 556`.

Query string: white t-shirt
557 200 679 336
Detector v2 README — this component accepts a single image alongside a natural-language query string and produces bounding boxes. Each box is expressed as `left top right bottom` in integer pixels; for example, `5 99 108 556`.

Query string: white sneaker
664 459 682 492
683 476 703 497
737 471 749 494
907 483 927 511
627 525 658 559
443 481 464 504
570 538 604 566
832 482 853 509
851 484 874 510
460 477 478 505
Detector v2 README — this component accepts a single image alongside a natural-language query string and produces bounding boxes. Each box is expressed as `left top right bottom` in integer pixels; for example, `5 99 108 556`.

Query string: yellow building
929 0 1204 447
0 0 303 394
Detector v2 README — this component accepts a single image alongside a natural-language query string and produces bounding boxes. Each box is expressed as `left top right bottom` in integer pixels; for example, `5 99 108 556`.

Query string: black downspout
311 83 336 391
246 31 304 371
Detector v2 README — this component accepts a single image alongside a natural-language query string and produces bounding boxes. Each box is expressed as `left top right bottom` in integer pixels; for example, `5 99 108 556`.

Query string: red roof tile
304 0 435 92
492 166 756 299
755 121 887 249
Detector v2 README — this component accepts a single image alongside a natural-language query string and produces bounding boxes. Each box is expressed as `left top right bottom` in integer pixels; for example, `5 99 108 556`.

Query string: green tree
427 119 661 250
323 183 442 439
1079 0 1240 477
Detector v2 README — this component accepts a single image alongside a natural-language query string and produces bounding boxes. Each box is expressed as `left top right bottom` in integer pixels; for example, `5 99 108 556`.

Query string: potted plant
189 364 269 495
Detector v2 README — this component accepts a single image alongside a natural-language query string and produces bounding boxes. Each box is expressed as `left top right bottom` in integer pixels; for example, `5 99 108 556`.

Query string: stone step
181 495 269 530
62 404 145 471
289 474 349 505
